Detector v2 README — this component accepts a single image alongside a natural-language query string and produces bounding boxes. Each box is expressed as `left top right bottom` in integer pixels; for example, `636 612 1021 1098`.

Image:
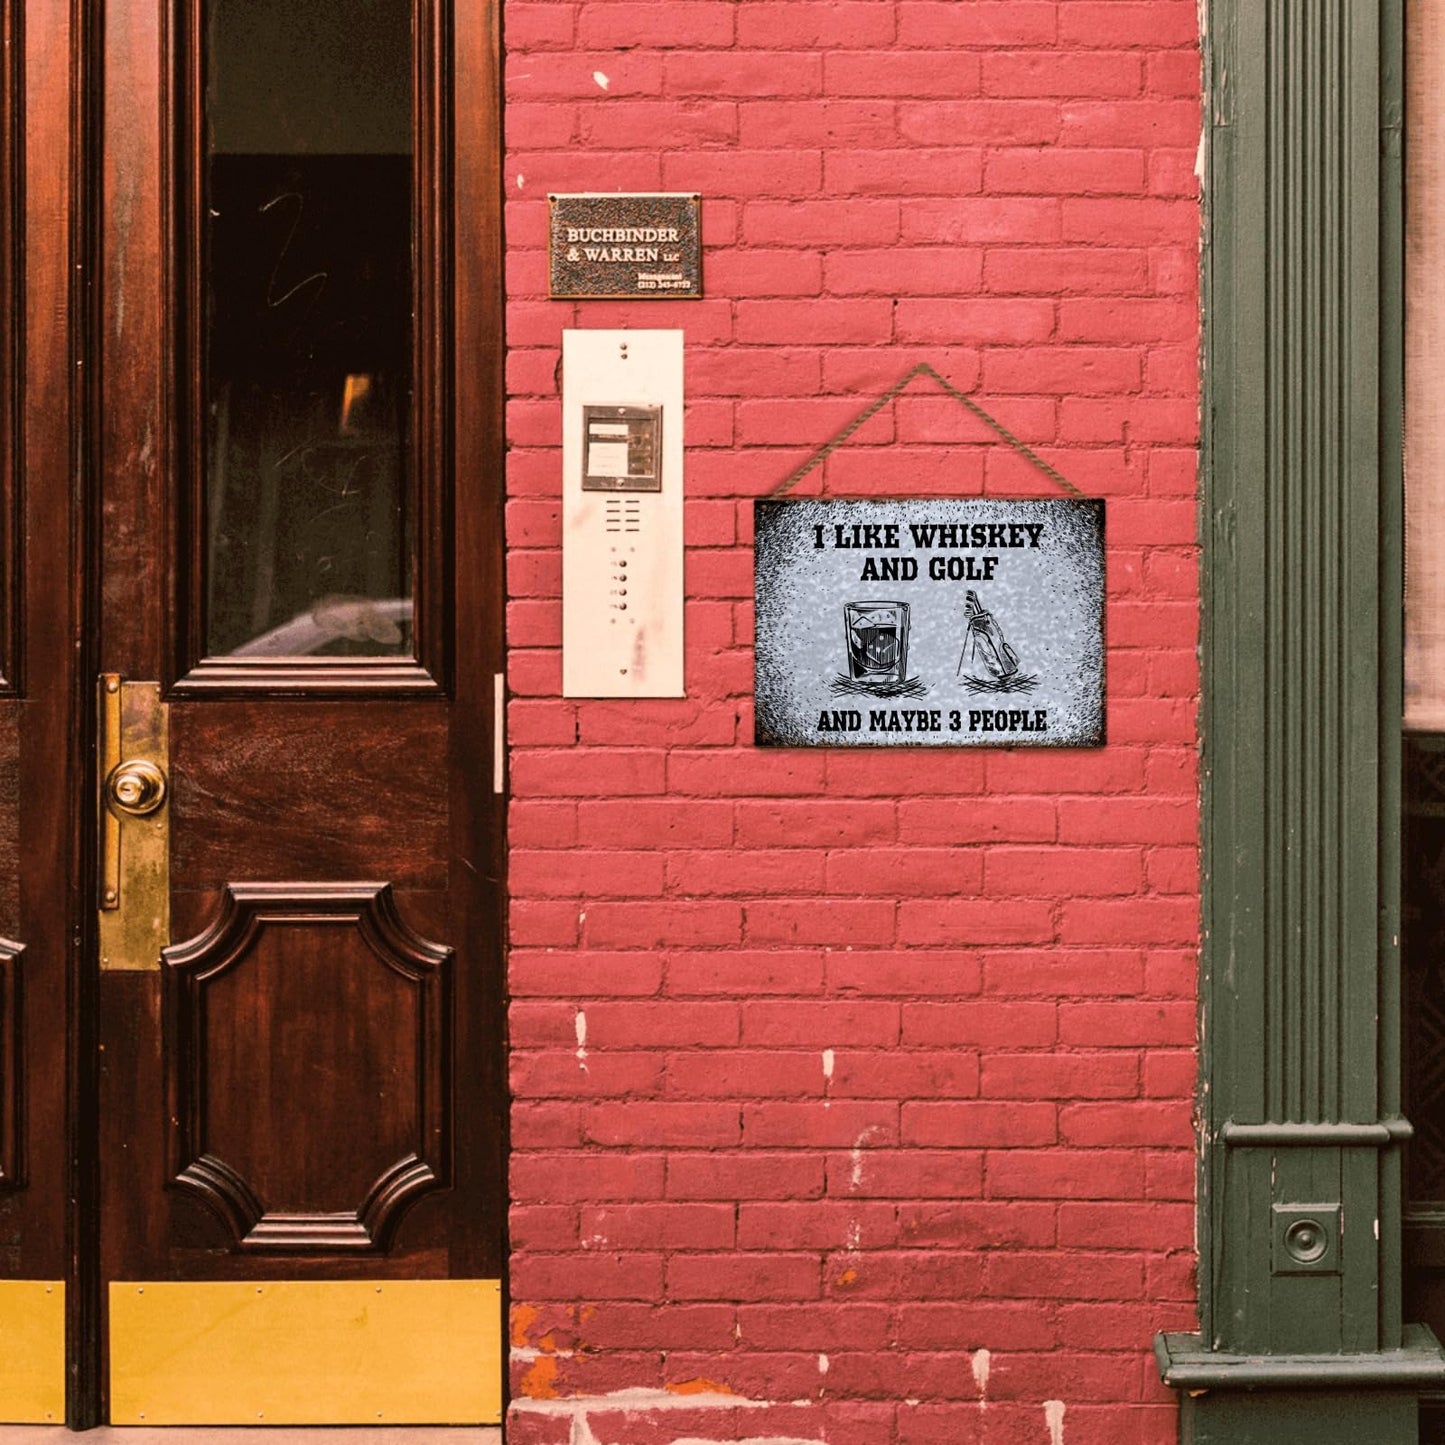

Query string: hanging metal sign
754 498 1106 747
549 193 702 299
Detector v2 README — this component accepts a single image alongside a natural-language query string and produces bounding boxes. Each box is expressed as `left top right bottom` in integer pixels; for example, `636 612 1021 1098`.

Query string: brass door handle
97 675 170 970
106 759 167 818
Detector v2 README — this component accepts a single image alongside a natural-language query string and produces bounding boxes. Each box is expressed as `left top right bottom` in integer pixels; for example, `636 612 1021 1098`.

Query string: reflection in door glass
1405 739 1445 1202
204 0 413 658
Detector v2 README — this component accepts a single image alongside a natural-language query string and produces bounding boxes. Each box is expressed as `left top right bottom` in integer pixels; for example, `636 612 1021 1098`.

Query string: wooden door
2 0 506 1426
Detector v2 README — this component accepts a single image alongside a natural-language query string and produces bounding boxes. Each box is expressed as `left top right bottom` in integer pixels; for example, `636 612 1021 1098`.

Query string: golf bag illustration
958 590 1019 680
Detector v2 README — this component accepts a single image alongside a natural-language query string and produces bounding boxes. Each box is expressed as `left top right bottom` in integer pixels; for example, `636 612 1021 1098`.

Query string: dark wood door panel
100 960 463 1283
10 0 85 1271
169 703 449 890
164 883 452 1254
0 937 24 1194
0 711 20 931
97 0 167 682
0 712 20 1201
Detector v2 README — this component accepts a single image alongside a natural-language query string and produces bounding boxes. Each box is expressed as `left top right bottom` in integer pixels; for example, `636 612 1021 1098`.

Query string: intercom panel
562 329 684 698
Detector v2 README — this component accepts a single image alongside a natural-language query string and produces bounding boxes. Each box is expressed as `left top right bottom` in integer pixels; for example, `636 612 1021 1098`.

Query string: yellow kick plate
109 1279 501 1424
0 1281 65 1422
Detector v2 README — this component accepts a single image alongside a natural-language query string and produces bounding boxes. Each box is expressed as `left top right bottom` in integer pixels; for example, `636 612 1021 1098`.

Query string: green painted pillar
1156 0 1445 1437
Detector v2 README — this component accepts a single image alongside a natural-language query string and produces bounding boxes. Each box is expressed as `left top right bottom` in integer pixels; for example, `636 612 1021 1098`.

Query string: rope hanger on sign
767 361 1084 499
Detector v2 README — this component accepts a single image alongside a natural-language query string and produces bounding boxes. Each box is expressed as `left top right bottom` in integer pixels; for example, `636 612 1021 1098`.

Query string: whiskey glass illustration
844 601 910 688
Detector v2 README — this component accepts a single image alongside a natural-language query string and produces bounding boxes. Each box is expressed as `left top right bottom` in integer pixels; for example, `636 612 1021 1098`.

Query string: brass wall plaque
549 193 701 299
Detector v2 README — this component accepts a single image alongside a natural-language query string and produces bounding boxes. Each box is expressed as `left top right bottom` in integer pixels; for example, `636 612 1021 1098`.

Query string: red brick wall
503 4 1202 1442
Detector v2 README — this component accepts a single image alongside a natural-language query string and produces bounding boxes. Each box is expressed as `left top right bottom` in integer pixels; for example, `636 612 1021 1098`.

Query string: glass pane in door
203 0 414 658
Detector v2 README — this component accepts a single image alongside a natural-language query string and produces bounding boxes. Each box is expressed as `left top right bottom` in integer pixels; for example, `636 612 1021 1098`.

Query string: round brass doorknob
106 759 167 817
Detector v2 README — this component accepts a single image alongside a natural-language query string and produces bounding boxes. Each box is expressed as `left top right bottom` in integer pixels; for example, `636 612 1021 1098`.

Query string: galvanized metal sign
754 498 1106 747
549 193 702 299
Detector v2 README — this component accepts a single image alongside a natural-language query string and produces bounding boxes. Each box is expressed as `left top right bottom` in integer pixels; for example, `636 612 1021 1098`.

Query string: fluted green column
1155 0 1445 1439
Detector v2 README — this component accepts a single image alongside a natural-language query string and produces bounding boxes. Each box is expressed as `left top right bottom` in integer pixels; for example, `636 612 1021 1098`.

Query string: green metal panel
1171 0 1445 1430
1180 1389 1418 1445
